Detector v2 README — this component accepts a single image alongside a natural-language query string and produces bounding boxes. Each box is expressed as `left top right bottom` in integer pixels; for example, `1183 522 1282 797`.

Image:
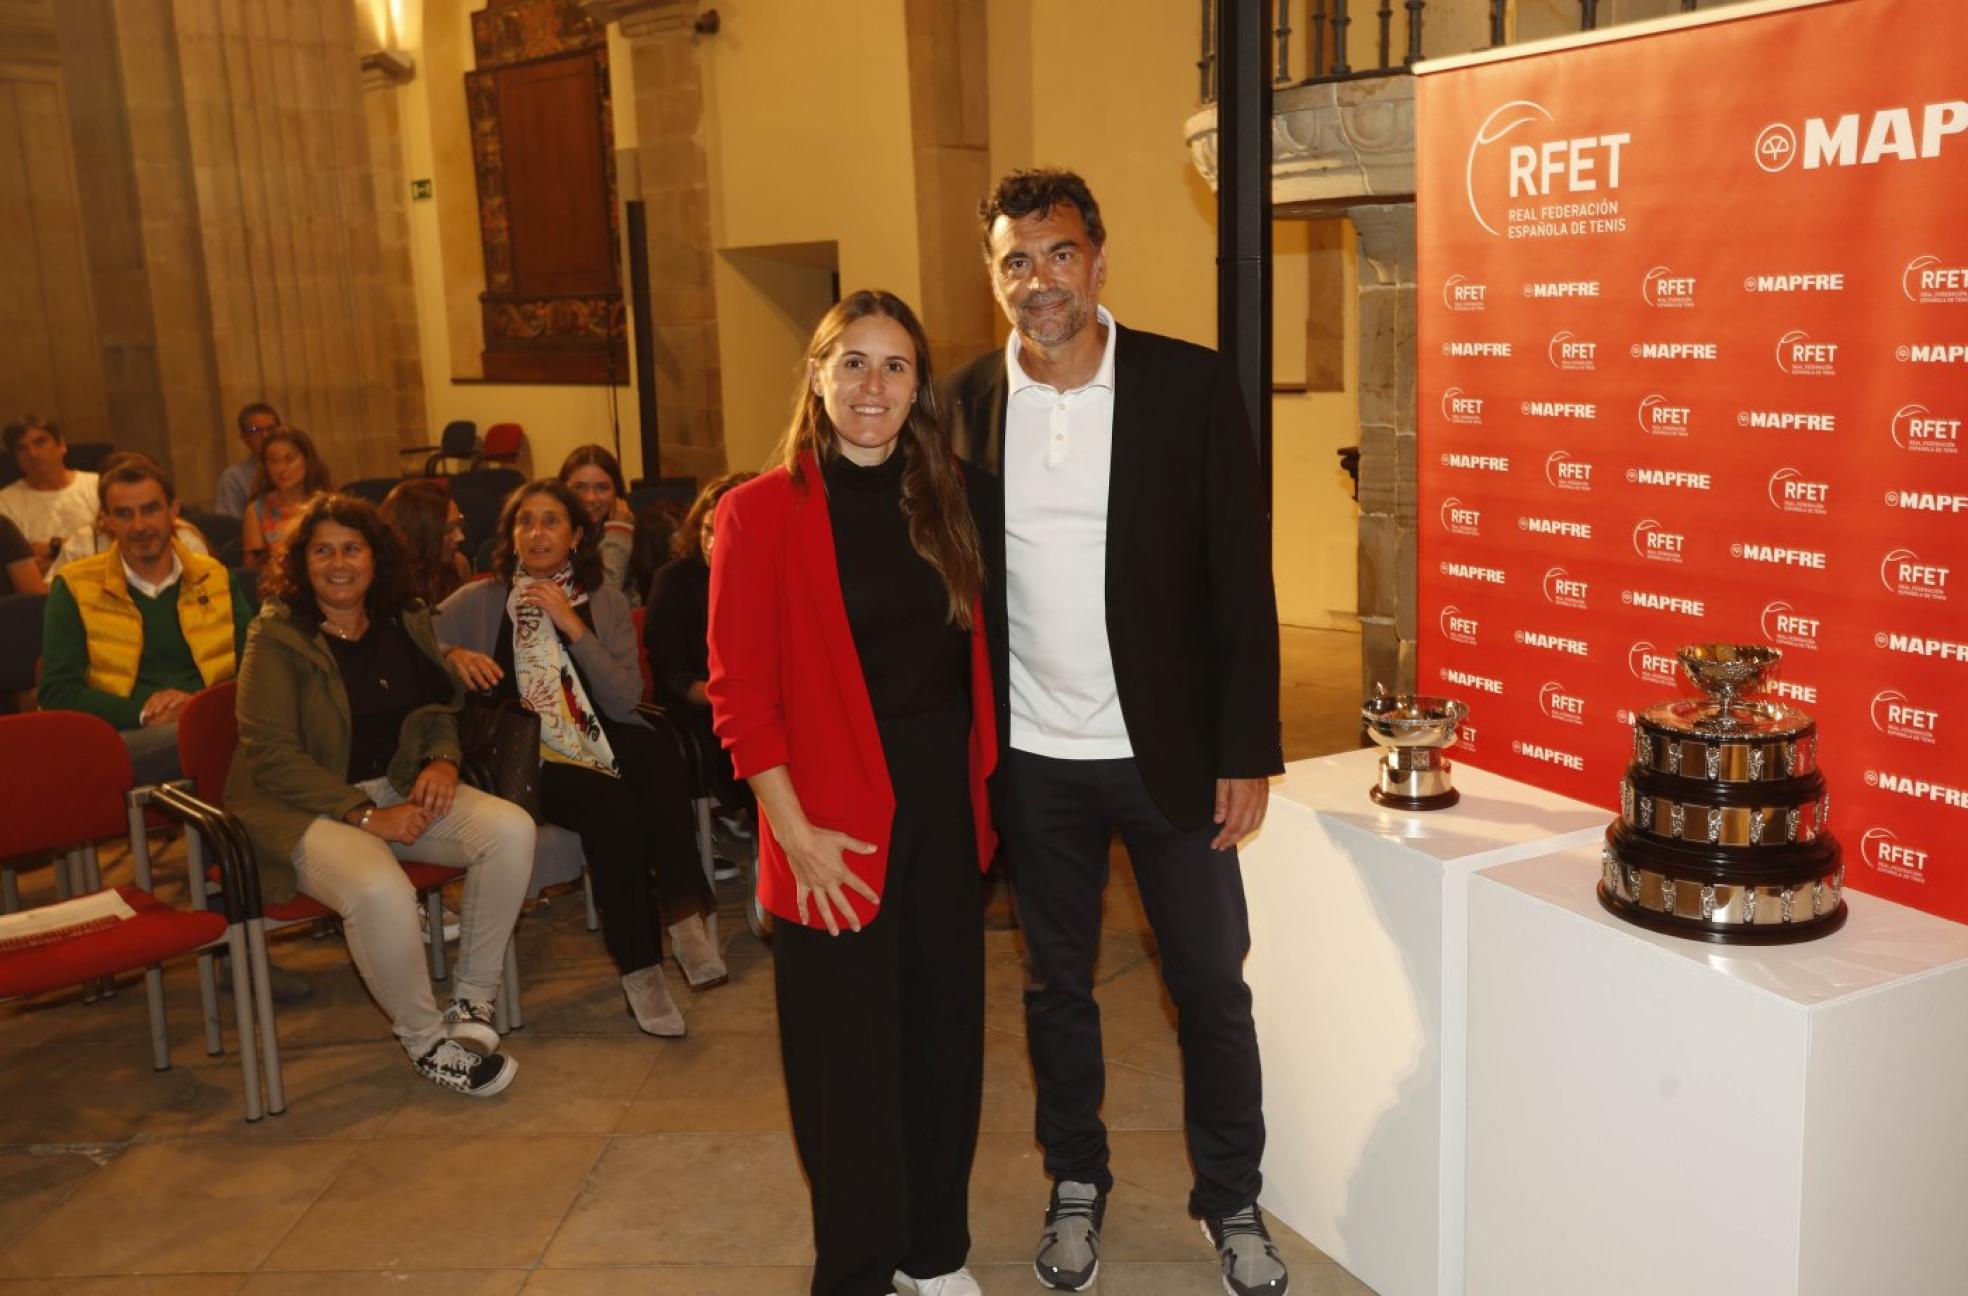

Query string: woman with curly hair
226 493 536 1096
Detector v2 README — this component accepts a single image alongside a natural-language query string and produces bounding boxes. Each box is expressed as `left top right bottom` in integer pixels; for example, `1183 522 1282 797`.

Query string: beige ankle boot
622 965 686 1036
668 913 729 990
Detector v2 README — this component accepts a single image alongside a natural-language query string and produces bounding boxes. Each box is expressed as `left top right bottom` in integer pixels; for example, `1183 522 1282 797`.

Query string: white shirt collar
123 548 183 599
1006 305 1118 397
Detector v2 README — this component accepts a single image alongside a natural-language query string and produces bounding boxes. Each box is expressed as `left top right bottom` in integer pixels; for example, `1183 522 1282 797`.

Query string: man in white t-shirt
0 417 100 574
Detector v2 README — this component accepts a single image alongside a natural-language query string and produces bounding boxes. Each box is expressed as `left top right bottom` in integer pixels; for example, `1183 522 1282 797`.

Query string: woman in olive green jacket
227 494 535 1097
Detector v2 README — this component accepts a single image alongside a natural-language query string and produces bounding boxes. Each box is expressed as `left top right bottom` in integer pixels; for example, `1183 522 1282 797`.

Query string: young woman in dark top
226 495 535 1097
438 480 724 1038
706 291 999 1296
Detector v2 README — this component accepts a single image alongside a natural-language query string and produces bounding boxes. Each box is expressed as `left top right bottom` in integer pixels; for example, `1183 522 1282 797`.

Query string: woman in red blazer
707 290 997 1296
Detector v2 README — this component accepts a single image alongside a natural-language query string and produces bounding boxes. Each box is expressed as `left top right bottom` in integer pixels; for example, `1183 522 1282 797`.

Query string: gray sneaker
1201 1204 1288 1295
1034 1180 1105 1291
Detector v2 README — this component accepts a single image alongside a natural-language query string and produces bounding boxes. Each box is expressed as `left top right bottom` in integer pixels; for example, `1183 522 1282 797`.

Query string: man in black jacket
944 169 1286 1296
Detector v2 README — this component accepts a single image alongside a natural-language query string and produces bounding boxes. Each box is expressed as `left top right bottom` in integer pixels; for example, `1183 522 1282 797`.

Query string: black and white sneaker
442 999 500 1053
414 1039 517 1096
1202 1204 1288 1295
1034 1180 1105 1291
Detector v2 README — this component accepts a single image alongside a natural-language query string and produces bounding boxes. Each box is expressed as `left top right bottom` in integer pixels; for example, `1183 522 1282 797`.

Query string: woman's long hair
379 478 465 606
772 290 984 628
557 443 628 500
491 479 605 592
673 470 756 564
251 426 332 499
262 493 414 634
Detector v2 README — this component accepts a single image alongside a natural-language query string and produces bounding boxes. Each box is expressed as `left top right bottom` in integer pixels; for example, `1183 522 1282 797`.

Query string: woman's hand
780 821 880 936
409 758 459 818
445 646 504 691
521 581 586 642
357 803 432 845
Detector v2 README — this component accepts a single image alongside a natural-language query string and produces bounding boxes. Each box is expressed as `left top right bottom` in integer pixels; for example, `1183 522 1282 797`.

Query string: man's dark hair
96 452 176 508
978 168 1106 255
3 414 61 455
491 479 605 592
262 493 416 633
236 402 280 436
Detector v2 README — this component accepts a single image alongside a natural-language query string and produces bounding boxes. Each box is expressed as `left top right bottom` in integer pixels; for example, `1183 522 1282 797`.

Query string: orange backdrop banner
1416 0 1968 922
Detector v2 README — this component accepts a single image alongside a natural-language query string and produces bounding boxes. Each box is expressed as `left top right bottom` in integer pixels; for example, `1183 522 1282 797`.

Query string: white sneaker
893 1268 981 1296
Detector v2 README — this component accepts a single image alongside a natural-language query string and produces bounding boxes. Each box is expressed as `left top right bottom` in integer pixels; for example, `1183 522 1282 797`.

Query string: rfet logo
1861 826 1930 883
1539 681 1586 725
1891 403 1961 455
1776 329 1837 376
1768 467 1829 515
1642 265 1695 308
1754 102 1968 173
1761 600 1821 650
1903 255 1968 305
1871 688 1940 745
1543 566 1588 609
1465 100 1631 238
1441 386 1484 426
1881 547 1950 601
1440 496 1481 537
1548 330 1597 371
1628 641 1678 687
1443 274 1488 312
1632 518 1685 564
1439 605 1479 646
1545 450 1593 491
1637 394 1690 438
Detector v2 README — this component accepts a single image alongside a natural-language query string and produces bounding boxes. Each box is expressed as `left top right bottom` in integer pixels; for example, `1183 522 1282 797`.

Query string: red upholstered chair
0 711 264 1120
478 422 523 467
167 681 521 1117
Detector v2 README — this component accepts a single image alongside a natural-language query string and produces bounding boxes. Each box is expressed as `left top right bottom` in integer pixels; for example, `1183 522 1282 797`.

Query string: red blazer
705 456 998 930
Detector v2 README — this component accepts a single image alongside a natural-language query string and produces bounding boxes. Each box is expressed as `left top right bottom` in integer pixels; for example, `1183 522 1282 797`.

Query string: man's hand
140 689 193 727
1210 776 1270 851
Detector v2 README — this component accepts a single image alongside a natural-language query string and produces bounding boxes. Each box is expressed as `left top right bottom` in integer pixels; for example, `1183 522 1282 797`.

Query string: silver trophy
1362 685 1469 811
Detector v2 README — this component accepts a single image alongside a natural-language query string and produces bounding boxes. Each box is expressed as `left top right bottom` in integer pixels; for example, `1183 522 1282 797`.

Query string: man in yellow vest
39 456 253 784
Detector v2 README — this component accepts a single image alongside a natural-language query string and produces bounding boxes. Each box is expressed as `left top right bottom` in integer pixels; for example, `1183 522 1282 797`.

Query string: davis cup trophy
1600 643 1847 943
1362 685 1469 811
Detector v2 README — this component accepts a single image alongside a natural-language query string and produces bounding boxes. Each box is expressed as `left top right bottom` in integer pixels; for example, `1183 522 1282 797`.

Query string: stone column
903 0 997 372
360 50 428 449
1349 202 1418 699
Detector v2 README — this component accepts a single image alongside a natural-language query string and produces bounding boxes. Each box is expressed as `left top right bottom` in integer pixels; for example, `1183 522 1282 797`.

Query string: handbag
458 694 544 821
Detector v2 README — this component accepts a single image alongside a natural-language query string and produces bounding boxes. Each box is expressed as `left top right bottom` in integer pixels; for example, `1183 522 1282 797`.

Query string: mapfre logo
1637 394 1690 438
1439 605 1479 646
1768 467 1829 515
1543 566 1588 609
1632 518 1686 564
1754 101 1968 173
1628 641 1678 687
1881 547 1951 601
1441 386 1484 426
1548 330 1597 371
1539 681 1586 725
1465 100 1630 238
1440 496 1481 537
1776 329 1837 376
1871 688 1940 745
1642 265 1695 308
1903 255 1968 304
1761 600 1821 651
1860 826 1930 883
1891 403 1961 454
1442 274 1488 311
1545 450 1593 491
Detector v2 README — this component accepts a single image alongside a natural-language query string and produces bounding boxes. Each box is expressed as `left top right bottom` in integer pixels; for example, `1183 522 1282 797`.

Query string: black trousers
773 698 984 1296
1001 749 1264 1218
539 719 710 974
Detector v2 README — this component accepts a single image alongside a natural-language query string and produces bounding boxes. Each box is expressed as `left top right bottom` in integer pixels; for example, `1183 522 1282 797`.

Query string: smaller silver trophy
1362 685 1469 811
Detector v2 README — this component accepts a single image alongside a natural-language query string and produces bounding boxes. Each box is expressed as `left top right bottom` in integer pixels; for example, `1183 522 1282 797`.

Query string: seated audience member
227 493 534 1095
0 416 101 573
49 451 211 578
0 515 46 595
214 402 281 519
645 471 756 839
624 498 681 612
38 456 253 784
380 479 471 606
557 445 638 601
241 426 330 569
438 479 725 1036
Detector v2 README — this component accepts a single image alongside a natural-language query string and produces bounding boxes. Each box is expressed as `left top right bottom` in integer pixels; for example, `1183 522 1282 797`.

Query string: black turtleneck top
822 449 967 723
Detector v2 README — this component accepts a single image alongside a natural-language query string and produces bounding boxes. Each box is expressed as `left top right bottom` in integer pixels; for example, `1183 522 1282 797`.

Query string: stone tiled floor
0 628 1369 1294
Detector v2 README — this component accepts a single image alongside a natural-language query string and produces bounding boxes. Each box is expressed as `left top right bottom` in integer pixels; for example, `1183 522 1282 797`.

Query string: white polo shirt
1004 306 1132 760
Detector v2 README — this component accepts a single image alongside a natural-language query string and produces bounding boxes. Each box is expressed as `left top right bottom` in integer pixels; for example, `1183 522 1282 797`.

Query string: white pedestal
1240 749 1606 1296
1466 845 1968 1296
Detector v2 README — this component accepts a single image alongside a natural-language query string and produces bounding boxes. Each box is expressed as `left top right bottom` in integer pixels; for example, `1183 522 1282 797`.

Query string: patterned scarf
508 565 619 778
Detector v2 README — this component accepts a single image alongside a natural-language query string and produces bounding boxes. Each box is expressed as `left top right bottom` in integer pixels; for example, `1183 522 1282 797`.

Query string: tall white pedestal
1466 845 1968 1296
1240 749 1606 1296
